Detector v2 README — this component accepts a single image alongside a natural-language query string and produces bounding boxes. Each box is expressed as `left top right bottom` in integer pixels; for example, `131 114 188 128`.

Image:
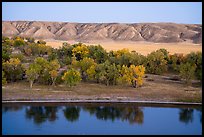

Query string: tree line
2 36 202 88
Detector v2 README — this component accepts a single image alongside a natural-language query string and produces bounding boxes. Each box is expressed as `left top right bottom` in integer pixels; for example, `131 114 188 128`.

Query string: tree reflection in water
195 108 202 124
63 106 80 122
10 104 201 126
179 108 194 124
83 106 144 125
2 106 23 113
25 106 58 125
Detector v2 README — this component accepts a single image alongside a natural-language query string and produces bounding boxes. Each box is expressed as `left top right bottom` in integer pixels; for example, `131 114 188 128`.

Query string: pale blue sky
2 2 202 24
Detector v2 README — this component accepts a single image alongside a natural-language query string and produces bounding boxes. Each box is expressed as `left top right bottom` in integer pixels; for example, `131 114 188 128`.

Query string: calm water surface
2 103 202 135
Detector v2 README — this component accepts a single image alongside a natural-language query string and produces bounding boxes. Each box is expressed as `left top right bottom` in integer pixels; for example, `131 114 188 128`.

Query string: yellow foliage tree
72 44 89 60
130 65 145 87
49 70 58 86
3 58 25 82
113 48 130 58
62 69 82 87
86 65 97 81
135 65 145 87
117 65 132 85
49 59 60 86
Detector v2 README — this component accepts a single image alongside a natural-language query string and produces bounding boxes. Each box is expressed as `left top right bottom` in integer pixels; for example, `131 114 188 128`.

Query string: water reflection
83 106 144 125
2 106 23 113
22 105 145 125
25 106 58 124
63 106 80 122
195 108 202 124
179 108 194 124
2 104 202 126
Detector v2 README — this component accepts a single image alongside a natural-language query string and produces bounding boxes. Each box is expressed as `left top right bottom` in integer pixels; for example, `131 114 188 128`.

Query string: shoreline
3 74 202 105
2 100 202 106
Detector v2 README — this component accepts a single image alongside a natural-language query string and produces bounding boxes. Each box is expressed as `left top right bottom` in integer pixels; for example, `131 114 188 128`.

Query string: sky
2 2 202 24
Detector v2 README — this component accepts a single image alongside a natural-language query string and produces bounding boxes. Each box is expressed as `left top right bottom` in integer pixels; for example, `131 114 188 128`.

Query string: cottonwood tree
2 71 7 85
185 52 202 81
49 70 58 86
117 65 132 86
62 69 81 87
26 64 41 88
87 45 108 64
86 64 97 81
33 57 50 84
145 50 167 75
13 37 25 47
77 57 96 81
2 58 25 82
72 44 89 60
179 62 196 85
133 65 145 87
49 59 60 86
95 61 119 86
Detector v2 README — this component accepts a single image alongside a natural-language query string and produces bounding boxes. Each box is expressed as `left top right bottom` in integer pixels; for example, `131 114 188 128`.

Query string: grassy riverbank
2 74 202 103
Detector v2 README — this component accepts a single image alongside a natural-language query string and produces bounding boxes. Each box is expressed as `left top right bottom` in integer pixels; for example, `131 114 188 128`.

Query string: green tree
129 52 146 66
185 52 202 81
95 61 119 86
168 53 185 72
179 62 196 85
10 53 25 62
77 57 96 81
111 48 132 66
13 37 25 47
156 48 169 61
62 69 81 87
2 44 12 62
145 50 167 75
49 59 60 86
56 44 74 66
26 64 41 88
2 71 7 85
2 58 25 82
33 57 51 84
48 48 58 61
88 45 108 64
37 44 52 56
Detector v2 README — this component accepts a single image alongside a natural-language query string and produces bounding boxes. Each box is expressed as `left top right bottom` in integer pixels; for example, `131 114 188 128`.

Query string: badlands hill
2 21 202 44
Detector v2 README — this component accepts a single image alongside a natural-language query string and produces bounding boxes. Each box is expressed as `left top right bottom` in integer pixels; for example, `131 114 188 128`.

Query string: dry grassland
45 40 202 56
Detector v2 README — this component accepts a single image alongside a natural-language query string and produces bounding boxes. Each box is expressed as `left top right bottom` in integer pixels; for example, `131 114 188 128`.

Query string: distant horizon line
2 20 202 25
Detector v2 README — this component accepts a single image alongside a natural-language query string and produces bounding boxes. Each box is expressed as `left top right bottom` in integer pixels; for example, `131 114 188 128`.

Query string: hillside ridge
2 21 202 44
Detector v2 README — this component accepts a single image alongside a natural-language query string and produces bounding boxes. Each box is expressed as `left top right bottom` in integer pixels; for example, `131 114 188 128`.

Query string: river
2 103 202 135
